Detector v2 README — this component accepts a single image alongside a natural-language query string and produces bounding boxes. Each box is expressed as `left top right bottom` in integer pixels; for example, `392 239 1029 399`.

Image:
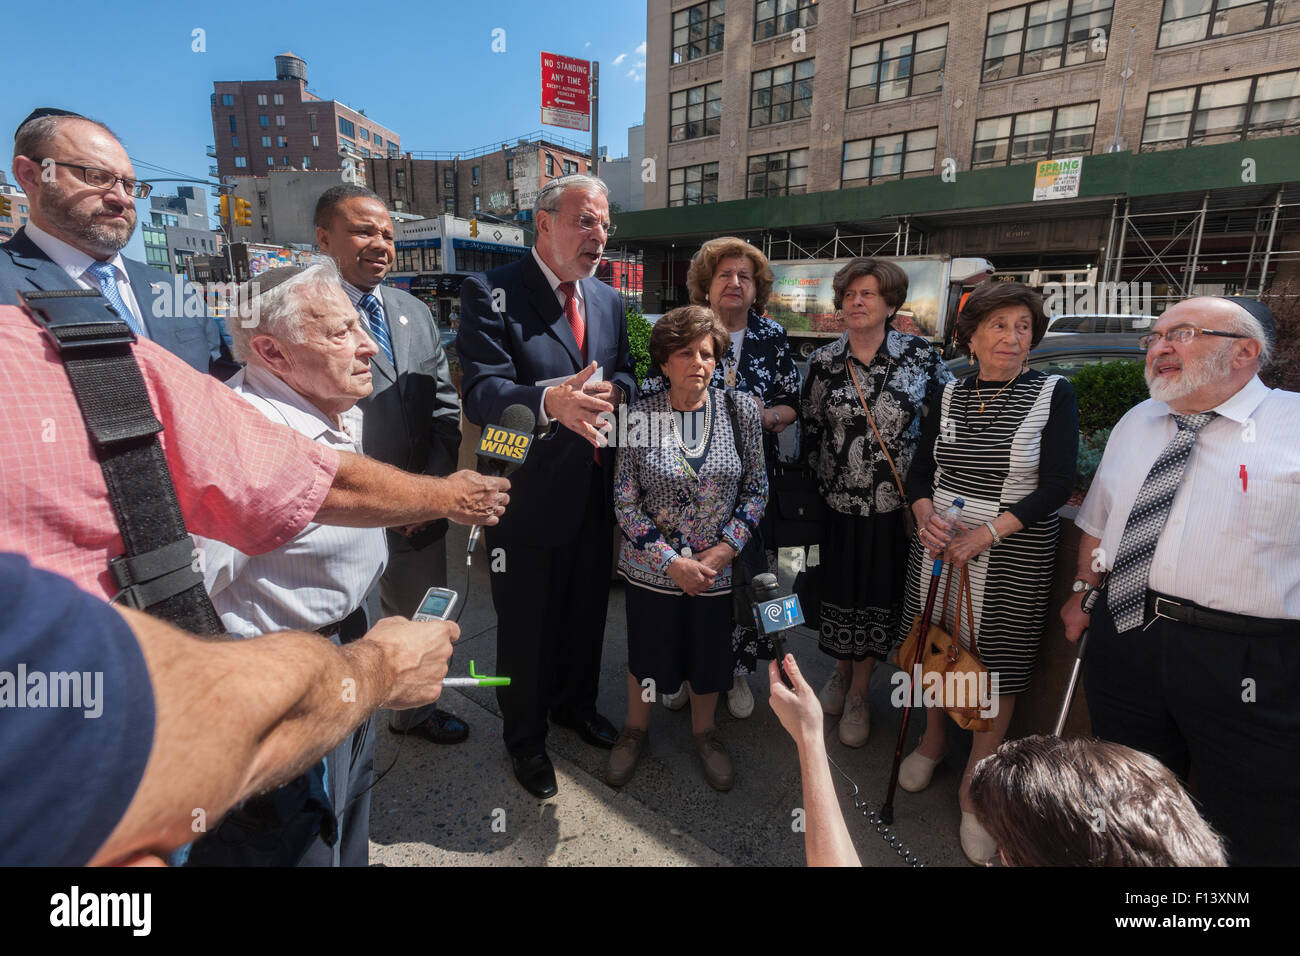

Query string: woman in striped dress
899 280 1078 864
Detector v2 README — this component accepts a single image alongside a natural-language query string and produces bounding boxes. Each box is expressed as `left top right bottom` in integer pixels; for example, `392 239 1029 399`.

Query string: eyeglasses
1137 325 1248 350
565 213 615 236
38 160 151 198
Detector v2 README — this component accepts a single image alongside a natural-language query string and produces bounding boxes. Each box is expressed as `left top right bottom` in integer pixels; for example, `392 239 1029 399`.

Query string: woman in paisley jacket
641 237 801 718
801 258 953 748
606 306 767 792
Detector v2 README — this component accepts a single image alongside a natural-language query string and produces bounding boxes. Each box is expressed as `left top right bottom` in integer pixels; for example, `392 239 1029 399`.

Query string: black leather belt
315 605 368 641
1146 591 1298 638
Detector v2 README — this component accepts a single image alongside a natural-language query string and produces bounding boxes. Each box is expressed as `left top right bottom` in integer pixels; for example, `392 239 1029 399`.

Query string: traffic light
234 198 252 227
469 218 478 238
218 194 230 225
0 195 12 217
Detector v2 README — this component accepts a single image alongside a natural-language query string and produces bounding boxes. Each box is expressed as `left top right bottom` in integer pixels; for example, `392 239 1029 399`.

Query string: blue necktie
84 261 145 337
357 292 395 365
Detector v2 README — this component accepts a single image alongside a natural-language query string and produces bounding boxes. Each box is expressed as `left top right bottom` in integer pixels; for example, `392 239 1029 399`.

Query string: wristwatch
1071 579 1094 594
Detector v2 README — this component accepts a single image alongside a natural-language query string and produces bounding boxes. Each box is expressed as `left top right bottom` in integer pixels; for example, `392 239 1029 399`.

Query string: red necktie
558 281 586 360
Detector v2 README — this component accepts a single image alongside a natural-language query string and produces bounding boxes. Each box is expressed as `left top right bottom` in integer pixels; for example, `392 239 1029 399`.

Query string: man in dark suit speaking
315 184 468 746
457 174 636 798
0 108 225 375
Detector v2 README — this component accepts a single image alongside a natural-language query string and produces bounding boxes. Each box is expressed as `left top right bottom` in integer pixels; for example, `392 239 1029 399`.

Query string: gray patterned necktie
1107 412 1217 632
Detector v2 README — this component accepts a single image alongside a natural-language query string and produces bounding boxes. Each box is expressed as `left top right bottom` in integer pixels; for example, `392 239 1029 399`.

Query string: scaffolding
759 219 929 262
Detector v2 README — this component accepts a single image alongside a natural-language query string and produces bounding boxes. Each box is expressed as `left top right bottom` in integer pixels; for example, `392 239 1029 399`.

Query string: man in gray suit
0 108 227 376
315 184 469 745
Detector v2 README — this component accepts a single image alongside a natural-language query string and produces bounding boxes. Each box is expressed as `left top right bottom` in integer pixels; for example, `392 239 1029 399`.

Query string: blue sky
3 0 648 260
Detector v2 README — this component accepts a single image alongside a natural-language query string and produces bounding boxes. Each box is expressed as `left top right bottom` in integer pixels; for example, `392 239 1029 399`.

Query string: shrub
1073 359 1149 434
1076 427 1111 492
1260 280 1300 392
626 309 653 386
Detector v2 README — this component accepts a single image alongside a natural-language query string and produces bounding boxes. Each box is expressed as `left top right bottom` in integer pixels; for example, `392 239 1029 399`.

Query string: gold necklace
976 374 1018 413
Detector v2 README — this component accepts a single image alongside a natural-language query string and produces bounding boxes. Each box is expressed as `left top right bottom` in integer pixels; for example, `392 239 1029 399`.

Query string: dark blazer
356 283 462 546
456 251 636 546
0 226 225 375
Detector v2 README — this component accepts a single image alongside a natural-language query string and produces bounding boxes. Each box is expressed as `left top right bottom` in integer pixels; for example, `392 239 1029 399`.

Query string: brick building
210 52 400 185
617 0 1300 313
367 131 594 223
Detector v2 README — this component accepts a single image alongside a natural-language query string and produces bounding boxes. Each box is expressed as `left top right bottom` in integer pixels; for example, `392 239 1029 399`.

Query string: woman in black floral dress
801 258 952 748
640 237 801 718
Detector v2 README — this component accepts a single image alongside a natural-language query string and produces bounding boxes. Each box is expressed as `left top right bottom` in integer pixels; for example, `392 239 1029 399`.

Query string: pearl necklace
670 392 712 457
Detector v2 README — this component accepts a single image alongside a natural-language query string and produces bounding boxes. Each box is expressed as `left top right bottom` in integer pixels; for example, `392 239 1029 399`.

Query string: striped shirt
197 364 388 638
1077 375 1300 619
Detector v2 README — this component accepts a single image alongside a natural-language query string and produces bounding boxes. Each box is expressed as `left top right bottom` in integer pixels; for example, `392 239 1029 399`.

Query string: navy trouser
1084 594 1300 866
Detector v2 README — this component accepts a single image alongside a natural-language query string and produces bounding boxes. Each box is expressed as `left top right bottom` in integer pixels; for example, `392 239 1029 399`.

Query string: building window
672 1 726 64
474 195 482 211
261 215 269 232
563 159 579 175
472 165 480 185
274 93 284 105
275 115 286 127
282 156 290 165
312 135 319 148
257 94 267 106
267 157 276 167
972 101 1098 167
258 191 267 207
303 156 311 168
232 136 239 147
546 155 556 176
848 26 947 107
221 93 234 106
668 162 720 205
670 81 723 141
375 135 384 148
309 114 317 131
235 156 247 168
445 197 455 213
396 170 407 188
842 128 939 185
754 0 819 40
444 168 455 189
1160 0 1298 47
746 148 809 196
259 115 270 127
506 158 514 178
750 59 815 127
278 135 288 148
360 128 370 141
229 115 237 133
262 135 272 147
339 117 356 137
1140 69 1300 150
983 0 1114 83
388 143 399 158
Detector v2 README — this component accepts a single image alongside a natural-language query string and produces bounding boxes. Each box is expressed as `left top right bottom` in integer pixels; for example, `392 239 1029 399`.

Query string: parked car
1043 313 1157 337
946 333 1145 380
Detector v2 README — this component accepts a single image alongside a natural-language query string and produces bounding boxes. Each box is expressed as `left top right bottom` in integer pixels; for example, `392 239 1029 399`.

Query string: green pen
441 660 510 687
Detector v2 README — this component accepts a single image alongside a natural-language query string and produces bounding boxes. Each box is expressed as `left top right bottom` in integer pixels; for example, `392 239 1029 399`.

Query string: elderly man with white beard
1061 296 1300 866
188 259 393 867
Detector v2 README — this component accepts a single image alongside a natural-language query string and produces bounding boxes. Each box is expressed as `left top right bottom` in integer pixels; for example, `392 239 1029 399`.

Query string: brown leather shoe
693 728 734 791
605 726 648 787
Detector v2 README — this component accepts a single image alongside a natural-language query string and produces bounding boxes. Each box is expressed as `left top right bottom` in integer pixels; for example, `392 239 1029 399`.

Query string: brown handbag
893 567 994 733
847 358 915 538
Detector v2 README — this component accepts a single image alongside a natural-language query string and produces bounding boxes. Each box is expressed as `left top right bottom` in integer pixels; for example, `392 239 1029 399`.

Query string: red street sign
541 51 591 132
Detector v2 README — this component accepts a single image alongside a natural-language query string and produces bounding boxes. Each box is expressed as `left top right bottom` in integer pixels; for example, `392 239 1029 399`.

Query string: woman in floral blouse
801 258 953 748
607 306 767 792
641 237 801 719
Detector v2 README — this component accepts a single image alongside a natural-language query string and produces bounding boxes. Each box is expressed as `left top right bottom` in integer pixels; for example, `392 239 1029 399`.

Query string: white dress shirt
532 247 588 427
197 363 388 638
1077 375 1300 619
24 220 146 331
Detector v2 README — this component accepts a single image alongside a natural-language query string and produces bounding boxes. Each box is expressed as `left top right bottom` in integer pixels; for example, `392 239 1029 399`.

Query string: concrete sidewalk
369 524 973 867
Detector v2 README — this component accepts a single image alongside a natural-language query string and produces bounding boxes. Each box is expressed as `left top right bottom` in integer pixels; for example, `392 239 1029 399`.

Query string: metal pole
1113 198 1130 285
1101 199 1118 286
1258 188 1283 296
1186 192 1209 296
590 61 600 178
1111 25 1136 151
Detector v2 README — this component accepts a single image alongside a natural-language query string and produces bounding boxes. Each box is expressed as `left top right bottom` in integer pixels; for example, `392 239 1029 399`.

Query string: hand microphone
745 572 806 688
466 403 536 558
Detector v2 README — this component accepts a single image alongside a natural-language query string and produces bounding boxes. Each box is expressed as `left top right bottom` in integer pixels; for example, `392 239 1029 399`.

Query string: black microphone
746 572 805 688
466 403 536 557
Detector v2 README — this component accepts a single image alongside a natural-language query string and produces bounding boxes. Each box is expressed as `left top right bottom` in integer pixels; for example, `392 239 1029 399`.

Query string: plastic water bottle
928 497 966 563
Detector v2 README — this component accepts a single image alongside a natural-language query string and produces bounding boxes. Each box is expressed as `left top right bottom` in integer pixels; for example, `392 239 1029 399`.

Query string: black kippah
1216 296 1276 344
14 107 86 139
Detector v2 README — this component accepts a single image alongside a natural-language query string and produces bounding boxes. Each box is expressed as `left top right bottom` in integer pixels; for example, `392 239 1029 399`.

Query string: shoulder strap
847 357 908 510
21 289 223 635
